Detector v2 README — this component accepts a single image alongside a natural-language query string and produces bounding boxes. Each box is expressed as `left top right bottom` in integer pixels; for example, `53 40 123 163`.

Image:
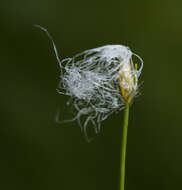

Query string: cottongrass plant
35 25 143 190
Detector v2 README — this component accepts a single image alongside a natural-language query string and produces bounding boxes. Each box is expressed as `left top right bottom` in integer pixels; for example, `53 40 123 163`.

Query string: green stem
120 103 129 190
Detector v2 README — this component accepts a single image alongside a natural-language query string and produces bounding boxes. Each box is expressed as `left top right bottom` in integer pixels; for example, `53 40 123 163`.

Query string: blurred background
0 0 182 189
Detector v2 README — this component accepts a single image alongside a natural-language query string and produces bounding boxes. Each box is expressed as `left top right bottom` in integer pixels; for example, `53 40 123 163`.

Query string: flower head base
35 25 143 141
118 60 137 104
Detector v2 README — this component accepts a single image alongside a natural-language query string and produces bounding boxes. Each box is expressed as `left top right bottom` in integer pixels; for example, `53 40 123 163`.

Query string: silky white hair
35 25 143 141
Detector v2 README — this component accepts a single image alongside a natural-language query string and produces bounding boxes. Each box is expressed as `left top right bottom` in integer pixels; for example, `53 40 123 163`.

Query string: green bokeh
0 0 182 189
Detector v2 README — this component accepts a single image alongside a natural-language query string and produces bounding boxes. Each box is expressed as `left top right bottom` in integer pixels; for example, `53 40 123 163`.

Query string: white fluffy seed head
57 45 143 141
34 25 143 142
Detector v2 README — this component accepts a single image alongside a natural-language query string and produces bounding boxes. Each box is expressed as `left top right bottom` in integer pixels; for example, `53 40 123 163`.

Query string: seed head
35 25 143 141
57 45 143 141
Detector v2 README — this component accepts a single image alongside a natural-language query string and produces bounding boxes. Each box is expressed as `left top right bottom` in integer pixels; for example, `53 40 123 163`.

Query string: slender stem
120 103 129 190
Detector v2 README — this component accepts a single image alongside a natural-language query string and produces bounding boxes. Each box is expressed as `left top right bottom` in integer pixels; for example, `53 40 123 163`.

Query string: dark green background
0 0 181 189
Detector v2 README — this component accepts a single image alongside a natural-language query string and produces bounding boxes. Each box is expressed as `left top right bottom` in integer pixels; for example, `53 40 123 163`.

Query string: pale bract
35 26 143 141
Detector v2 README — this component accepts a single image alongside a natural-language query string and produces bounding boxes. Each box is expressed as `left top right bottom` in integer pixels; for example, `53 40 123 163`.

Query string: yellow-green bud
118 61 137 104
